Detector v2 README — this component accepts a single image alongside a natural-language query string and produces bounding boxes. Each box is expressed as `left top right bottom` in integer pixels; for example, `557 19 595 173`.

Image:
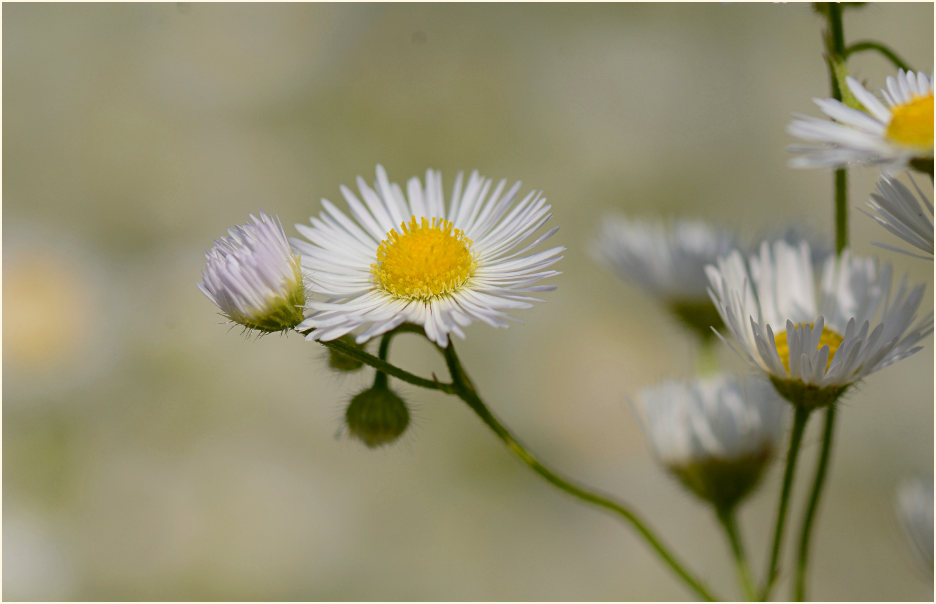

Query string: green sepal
769 375 849 410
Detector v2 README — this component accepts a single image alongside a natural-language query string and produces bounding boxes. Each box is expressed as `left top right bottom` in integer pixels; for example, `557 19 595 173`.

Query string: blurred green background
4 3 933 601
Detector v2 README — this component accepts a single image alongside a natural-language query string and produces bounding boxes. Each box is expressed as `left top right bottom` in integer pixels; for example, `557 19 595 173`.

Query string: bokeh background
4 3 933 601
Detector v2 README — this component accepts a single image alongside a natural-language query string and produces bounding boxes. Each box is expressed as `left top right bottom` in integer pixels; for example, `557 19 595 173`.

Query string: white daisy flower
897 478 934 573
589 217 737 338
199 212 306 332
635 374 785 509
865 173 934 259
706 239 932 408
788 69 934 171
293 165 563 347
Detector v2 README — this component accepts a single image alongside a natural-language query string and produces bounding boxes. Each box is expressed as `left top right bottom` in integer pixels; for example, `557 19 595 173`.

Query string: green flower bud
328 335 365 372
345 383 410 448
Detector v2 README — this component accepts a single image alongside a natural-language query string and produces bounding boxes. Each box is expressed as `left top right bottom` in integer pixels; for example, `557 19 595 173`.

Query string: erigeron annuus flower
293 165 563 347
589 217 737 339
788 69 934 171
896 478 934 573
706 239 932 408
199 212 306 332
635 374 785 510
865 173 934 259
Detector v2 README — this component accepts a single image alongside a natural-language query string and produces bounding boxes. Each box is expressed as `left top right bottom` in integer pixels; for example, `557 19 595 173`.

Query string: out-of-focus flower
293 165 563 347
788 69 933 172
897 478 934 574
590 216 737 340
865 173 934 259
4 224 123 402
635 374 785 510
706 240 932 408
198 212 306 333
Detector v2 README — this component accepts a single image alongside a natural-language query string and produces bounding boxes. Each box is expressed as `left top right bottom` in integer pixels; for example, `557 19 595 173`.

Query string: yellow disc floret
773 323 844 374
885 93 934 149
372 216 477 300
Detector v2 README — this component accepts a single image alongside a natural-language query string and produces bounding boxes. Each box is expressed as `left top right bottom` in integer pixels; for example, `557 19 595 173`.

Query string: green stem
440 342 720 602
318 336 453 393
844 40 913 71
372 332 395 388
834 168 848 255
787 7 849 601
760 405 811 601
717 506 758 601
794 405 837 601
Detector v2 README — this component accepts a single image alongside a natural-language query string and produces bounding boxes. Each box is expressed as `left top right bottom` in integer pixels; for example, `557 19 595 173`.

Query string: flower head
706 239 932 408
293 165 563 346
788 69 934 171
199 212 306 333
590 216 737 339
897 478 934 573
865 173 934 259
635 374 785 510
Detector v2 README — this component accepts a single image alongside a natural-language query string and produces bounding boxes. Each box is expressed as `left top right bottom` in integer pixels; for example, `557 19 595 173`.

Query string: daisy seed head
199 212 306 333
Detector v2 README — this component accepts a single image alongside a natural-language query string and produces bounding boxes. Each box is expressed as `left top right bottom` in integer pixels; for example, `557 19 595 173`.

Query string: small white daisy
293 165 563 346
590 216 737 338
706 239 932 408
635 374 785 509
865 173 934 259
199 212 306 332
788 69 933 171
897 478 934 573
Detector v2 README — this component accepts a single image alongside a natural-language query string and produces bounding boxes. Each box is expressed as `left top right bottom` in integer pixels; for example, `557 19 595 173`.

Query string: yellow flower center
773 323 844 374
885 93 934 149
372 216 476 301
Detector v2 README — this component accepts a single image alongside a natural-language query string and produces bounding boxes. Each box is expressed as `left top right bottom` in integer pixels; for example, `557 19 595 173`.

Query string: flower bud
328 335 365 372
199 212 305 333
345 383 410 448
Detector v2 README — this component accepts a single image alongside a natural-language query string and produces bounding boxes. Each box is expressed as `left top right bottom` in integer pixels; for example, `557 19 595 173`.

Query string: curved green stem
440 342 720 602
760 405 811 601
844 40 913 71
794 405 837 601
717 506 758 601
317 335 453 393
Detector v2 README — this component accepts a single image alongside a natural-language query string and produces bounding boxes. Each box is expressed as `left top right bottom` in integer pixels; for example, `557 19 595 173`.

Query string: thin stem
794 405 837 601
717 506 758 601
372 332 395 388
787 7 849 601
440 342 720 602
844 40 913 72
318 336 453 393
760 405 811 601
834 168 848 254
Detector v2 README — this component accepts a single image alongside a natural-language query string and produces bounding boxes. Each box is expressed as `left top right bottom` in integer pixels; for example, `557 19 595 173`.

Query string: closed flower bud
199 212 306 333
345 383 410 448
328 335 366 372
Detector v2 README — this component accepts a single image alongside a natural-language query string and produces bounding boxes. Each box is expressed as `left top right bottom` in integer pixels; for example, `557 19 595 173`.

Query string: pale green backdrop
4 3 933 601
